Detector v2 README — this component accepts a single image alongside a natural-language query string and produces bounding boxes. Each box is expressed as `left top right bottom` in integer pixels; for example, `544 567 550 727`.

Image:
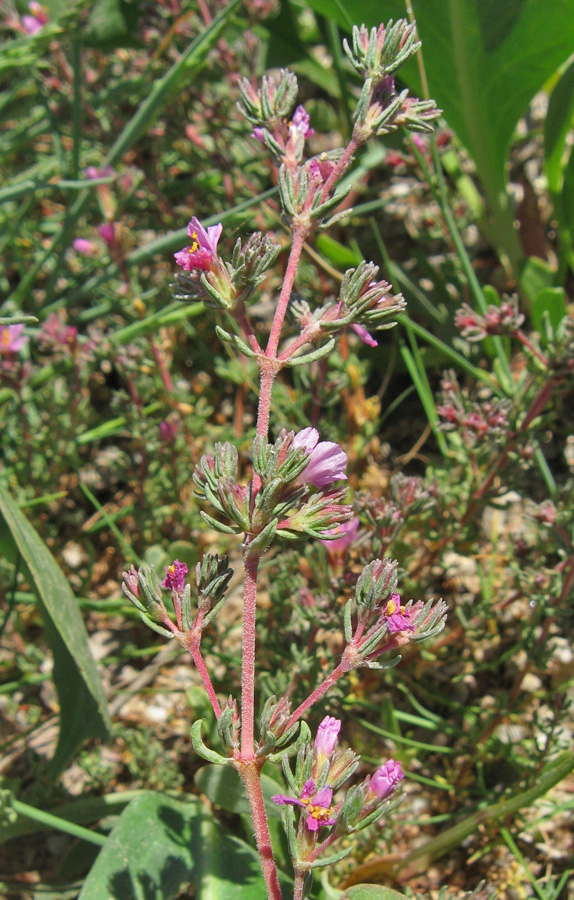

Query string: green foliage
78 792 269 900
1 2 573 898
0 483 110 776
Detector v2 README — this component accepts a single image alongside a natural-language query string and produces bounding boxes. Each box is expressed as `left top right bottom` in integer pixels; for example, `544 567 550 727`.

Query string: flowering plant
121 18 446 900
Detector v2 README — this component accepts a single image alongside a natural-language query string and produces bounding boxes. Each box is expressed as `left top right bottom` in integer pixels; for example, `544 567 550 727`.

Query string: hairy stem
240 551 260 757
238 762 283 900
267 228 307 359
188 642 222 719
287 659 350 729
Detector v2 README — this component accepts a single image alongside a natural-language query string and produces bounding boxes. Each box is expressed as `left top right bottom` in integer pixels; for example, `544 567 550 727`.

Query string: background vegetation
1 1 573 898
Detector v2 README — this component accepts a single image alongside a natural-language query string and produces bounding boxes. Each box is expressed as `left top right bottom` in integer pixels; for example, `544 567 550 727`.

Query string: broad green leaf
544 58 574 193
341 886 407 900
531 287 567 334
0 484 110 776
306 0 574 269
195 765 283 818
519 256 555 303
167 540 201 571
78 792 268 900
82 0 142 49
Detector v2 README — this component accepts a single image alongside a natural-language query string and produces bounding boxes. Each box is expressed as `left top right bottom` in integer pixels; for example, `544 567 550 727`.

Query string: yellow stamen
386 599 397 615
307 803 330 819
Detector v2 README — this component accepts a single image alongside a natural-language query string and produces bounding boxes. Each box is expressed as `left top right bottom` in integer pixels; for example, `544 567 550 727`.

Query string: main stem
240 551 260 756
238 761 284 900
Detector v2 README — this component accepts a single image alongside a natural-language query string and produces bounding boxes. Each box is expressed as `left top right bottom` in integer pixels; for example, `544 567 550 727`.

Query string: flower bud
314 716 341 758
369 758 404 799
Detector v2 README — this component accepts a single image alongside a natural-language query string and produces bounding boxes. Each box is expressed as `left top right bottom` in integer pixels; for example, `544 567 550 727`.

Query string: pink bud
370 759 404 799
315 716 341 756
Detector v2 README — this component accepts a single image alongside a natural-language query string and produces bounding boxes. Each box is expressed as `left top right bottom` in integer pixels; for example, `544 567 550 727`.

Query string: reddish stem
287 659 350 730
149 335 175 393
515 329 548 367
188 640 222 719
237 761 283 900
240 552 260 757
266 228 307 359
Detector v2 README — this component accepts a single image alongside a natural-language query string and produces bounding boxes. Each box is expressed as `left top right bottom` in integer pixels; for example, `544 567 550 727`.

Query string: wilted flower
162 559 188 592
272 778 337 831
369 758 404 799
351 322 378 347
122 564 140 598
174 217 222 272
0 324 28 355
36 313 78 352
293 427 347 489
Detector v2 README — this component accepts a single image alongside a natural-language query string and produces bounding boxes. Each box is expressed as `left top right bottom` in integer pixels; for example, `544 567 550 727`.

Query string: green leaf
0 484 110 777
315 234 362 268
166 540 201 571
544 57 574 192
531 287 567 333
519 256 555 304
309 0 574 269
341 886 408 900
78 792 269 900
195 765 283 818
82 0 143 49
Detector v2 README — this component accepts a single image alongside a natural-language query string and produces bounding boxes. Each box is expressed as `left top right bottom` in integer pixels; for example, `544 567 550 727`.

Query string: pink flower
85 165 114 180
73 238 98 255
22 1 48 34
174 217 222 272
320 516 359 553
315 716 341 757
272 779 337 832
369 759 404 799
289 105 314 142
382 593 416 633
159 420 178 443
351 323 378 347
0 324 28 355
162 560 188 592
98 223 115 246
293 427 347 489
251 127 265 142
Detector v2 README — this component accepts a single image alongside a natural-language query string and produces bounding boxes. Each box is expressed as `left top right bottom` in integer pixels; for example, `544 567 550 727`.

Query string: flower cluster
355 474 435 553
343 558 447 667
122 554 233 645
272 715 405 860
437 371 512 447
238 72 316 171
455 296 525 341
194 429 352 547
